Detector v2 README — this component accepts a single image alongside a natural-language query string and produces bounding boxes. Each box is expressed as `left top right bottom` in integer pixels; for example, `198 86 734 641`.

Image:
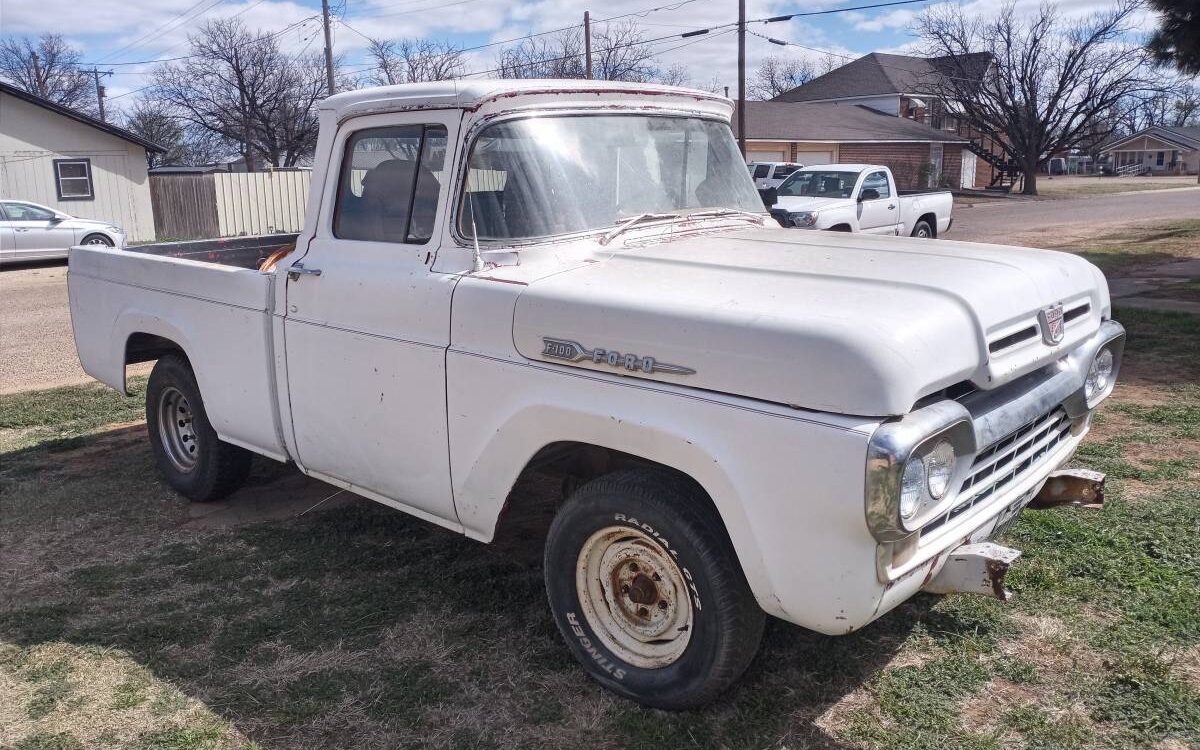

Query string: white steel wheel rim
157 386 199 473
575 526 694 669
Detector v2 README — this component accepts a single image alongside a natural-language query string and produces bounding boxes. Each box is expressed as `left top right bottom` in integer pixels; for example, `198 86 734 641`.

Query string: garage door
747 150 786 163
794 150 833 166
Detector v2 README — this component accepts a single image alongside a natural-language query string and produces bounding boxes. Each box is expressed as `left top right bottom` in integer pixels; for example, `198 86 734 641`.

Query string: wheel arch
451 401 785 619
915 213 937 237
112 311 197 395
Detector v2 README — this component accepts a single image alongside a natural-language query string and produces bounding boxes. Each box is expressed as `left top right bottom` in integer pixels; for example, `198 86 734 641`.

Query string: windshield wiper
598 212 680 246
684 208 767 224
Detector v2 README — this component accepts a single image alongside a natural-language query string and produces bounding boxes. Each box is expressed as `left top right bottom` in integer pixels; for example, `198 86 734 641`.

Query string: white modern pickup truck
68 80 1123 709
767 164 953 237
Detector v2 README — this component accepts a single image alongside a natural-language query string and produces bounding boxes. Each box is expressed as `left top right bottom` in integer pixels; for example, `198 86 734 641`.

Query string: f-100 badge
541 337 696 376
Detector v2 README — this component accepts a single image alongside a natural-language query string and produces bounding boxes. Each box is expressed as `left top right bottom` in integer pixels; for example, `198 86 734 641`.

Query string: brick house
769 52 1010 189
734 101 969 190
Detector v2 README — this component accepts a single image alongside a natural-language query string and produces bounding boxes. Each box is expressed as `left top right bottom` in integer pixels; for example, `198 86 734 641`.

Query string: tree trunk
1020 158 1039 195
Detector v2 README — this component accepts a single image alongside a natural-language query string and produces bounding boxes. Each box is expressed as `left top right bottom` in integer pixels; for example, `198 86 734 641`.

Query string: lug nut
629 563 639 573
658 600 668 610
637 607 649 617
621 584 630 594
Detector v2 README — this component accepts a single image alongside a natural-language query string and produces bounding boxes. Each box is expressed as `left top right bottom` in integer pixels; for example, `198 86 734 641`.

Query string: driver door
856 171 900 235
282 111 462 522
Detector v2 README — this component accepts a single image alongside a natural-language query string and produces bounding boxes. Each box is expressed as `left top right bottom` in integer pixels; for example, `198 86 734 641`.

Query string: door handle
287 262 322 281
14 228 30 232
887 204 896 210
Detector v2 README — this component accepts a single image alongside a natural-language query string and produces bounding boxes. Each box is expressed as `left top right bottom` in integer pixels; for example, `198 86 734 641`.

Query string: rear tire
544 469 765 709
911 220 934 239
146 354 251 502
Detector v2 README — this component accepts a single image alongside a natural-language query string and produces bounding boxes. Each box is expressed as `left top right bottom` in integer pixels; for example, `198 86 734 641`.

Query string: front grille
921 406 1072 534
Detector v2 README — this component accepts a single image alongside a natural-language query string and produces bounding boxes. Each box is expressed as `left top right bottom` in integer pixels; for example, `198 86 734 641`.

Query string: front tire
544 469 765 709
81 233 114 246
146 354 251 502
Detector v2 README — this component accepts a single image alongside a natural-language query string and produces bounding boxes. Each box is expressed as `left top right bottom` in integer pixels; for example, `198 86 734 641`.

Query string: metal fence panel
214 171 311 237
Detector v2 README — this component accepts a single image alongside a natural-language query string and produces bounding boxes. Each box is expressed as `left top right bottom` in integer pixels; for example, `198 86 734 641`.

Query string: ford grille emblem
1038 304 1066 345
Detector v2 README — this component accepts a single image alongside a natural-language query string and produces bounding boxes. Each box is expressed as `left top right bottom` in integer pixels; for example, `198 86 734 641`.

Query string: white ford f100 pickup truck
68 80 1123 709
767 164 953 237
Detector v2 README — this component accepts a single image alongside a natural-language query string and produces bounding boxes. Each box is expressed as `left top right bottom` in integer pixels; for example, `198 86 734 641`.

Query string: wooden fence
149 174 219 241
149 170 312 241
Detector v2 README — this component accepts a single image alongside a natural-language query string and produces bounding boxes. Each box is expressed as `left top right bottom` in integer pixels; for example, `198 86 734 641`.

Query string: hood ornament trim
541 337 696 376
1038 304 1066 345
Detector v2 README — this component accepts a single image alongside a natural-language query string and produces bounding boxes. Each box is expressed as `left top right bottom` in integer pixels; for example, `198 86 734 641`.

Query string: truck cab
68 81 1122 710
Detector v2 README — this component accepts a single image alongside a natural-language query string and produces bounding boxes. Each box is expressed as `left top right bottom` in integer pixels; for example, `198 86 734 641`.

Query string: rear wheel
911 220 934 239
146 354 251 502
81 233 114 246
544 469 764 709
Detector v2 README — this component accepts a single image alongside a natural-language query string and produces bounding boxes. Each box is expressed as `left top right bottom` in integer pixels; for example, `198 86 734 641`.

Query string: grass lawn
1035 175 1199 197
2 308 1198 749
1060 219 1200 278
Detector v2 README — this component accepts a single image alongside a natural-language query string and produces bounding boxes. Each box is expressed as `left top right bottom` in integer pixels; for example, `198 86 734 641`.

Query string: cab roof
320 79 730 118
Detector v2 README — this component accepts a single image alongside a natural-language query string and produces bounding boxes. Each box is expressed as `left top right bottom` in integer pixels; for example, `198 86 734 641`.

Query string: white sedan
0 200 126 264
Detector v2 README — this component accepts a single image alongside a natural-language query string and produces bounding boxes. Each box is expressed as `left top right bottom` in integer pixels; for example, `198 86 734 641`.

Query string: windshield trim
449 110 752 249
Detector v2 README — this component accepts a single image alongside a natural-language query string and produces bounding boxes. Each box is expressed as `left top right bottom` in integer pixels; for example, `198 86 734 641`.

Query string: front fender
446 350 881 628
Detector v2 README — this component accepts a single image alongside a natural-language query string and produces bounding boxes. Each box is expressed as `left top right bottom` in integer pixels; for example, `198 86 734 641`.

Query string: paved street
950 186 1200 245
2 187 1198 394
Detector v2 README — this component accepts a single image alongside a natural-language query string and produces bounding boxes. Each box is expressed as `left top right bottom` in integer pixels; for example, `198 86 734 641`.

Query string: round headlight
924 440 956 500
1085 347 1114 401
899 458 925 520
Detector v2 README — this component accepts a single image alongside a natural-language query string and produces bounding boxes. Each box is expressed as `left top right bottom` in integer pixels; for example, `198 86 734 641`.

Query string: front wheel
146 354 251 502
81 233 114 246
544 469 765 709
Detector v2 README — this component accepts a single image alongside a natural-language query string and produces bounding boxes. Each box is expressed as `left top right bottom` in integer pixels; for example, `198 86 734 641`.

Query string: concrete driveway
2 186 1198 394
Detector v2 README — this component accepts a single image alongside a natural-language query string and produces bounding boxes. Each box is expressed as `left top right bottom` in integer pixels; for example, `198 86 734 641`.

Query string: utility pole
30 52 47 97
321 0 336 96
737 0 746 159
91 68 111 122
584 11 593 79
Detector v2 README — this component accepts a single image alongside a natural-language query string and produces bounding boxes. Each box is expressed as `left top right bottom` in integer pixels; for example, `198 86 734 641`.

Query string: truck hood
770 195 852 213
511 226 1109 416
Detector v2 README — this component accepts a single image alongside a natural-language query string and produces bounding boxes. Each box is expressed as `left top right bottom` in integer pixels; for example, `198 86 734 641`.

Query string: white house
1100 126 1200 175
0 82 163 243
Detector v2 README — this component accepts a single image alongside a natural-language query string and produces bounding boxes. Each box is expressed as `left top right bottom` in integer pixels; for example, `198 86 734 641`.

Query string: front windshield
459 115 764 241
777 170 859 199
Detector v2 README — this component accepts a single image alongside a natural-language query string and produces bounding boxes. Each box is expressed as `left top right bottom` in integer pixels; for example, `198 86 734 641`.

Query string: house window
1156 151 1164 166
53 159 94 200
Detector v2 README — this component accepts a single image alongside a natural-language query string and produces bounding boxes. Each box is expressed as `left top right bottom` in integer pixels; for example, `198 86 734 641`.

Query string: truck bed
128 233 299 270
68 240 288 460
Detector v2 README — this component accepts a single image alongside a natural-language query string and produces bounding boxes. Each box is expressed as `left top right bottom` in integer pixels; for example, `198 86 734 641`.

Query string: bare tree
0 34 95 112
124 99 228 168
750 56 818 100
494 21 667 82
655 64 691 87
151 19 327 169
367 38 464 85
916 0 1156 194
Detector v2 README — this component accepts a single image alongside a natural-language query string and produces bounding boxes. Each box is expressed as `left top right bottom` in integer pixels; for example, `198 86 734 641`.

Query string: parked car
766 164 953 237
0 201 126 263
748 161 803 190
68 80 1123 710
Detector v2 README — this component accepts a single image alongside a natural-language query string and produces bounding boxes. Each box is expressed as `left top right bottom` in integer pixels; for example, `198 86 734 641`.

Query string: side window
862 171 891 199
333 124 447 245
5 203 55 221
752 164 770 178
773 165 799 178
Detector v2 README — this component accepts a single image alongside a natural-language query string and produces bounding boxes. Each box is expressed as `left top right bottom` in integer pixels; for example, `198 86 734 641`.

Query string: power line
96 0 228 64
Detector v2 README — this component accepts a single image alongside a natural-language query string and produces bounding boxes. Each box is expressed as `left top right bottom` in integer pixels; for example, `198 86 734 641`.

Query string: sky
0 0 1161 116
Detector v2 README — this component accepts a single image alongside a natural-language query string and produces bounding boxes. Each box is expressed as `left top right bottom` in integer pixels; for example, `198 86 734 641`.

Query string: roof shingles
734 101 968 144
